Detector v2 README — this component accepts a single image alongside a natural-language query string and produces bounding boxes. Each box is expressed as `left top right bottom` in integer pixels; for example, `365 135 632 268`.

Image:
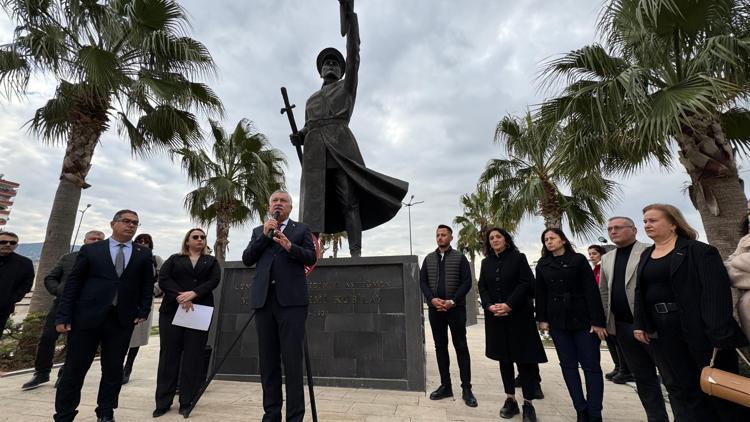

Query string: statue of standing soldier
290 0 408 257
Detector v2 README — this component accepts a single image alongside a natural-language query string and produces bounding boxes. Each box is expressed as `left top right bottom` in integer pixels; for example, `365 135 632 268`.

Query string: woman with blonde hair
633 204 748 422
725 200 750 344
153 228 221 418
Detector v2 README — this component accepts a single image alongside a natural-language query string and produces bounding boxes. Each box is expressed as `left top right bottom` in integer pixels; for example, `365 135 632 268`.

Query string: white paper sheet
172 304 214 331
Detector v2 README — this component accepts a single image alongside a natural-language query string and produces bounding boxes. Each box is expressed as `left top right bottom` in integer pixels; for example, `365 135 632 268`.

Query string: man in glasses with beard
0 231 34 340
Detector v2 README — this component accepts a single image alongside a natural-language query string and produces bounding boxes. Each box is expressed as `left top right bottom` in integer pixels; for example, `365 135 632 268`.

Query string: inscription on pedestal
211 255 425 391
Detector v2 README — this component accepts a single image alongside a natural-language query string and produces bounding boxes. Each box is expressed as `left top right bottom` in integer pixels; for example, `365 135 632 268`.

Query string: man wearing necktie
419 224 477 407
54 210 155 422
243 191 317 422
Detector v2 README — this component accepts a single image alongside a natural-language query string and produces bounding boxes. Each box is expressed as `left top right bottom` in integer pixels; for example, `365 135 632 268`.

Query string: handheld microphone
268 210 281 238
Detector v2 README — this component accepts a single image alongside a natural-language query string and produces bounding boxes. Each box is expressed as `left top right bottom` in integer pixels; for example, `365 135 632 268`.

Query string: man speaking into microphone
242 190 317 422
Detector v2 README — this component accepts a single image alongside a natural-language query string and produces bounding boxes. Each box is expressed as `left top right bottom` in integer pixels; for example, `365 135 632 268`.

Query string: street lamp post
402 195 424 255
71 203 92 252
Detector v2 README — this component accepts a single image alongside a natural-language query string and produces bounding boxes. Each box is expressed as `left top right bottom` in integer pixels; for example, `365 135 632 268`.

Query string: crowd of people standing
2 199 750 421
420 203 750 422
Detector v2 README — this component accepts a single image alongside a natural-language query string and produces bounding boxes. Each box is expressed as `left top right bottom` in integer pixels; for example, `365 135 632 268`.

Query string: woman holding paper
154 228 221 418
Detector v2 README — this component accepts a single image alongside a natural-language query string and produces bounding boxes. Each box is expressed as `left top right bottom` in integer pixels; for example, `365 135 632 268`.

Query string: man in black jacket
0 231 34 340
242 191 317 422
54 210 155 422
22 230 105 391
419 224 477 407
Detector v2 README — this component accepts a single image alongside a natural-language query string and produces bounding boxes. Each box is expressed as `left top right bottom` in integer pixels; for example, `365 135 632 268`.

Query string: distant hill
16 242 79 262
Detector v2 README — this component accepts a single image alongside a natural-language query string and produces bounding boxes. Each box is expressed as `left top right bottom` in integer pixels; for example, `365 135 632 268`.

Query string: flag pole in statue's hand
280 87 303 164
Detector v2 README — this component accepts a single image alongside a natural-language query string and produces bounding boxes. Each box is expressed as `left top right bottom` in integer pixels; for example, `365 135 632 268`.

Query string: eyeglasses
0 240 18 245
117 219 140 226
607 225 634 232
191 235 206 240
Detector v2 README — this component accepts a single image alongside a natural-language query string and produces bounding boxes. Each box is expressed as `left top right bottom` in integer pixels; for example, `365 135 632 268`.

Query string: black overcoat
535 250 606 331
479 249 547 363
158 254 221 315
298 13 407 234
633 237 748 351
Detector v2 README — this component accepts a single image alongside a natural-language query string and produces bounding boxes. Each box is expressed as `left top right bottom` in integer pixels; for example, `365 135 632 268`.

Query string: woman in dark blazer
633 204 749 422
536 228 607 422
153 228 221 418
479 228 547 422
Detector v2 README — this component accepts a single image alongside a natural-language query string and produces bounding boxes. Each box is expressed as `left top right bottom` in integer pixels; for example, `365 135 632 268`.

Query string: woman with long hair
122 233 163 384
479 228 547 422
153 228 221 418
725 200 750 343
536 228 607 422
587 245 607 285
633 204 749 422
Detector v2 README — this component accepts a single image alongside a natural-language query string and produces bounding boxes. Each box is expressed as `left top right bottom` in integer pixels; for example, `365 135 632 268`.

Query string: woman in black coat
536 228 607 422
479 228 547 422
153 228 221 418
633 204 749 422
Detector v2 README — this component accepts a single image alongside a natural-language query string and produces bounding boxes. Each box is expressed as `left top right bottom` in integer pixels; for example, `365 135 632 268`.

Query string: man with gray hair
243 191 317 422
22 230 106 391
599 216 670 421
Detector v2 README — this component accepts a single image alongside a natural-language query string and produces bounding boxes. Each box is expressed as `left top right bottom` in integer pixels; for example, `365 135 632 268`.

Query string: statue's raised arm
340 0 359 96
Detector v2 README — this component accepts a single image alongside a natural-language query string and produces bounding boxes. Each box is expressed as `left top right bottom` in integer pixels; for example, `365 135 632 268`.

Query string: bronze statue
290 0 408 257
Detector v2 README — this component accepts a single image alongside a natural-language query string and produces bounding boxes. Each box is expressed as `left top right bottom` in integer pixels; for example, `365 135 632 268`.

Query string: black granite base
210 255 426 391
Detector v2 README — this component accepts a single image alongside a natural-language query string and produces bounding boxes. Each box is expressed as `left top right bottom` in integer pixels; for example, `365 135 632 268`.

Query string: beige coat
724 234 750 343
128 255 163 348
599 241 648 335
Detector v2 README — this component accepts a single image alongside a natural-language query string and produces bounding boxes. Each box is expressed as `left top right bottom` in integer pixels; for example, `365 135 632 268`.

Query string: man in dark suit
0 231 34 340
242 191 317 422
22 230 106 391
54 210 155 422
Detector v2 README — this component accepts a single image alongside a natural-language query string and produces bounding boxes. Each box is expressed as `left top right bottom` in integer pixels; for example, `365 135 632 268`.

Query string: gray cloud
1 1 747 265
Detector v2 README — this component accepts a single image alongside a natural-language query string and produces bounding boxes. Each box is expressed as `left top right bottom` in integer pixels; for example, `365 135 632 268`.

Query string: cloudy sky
1 0 747 263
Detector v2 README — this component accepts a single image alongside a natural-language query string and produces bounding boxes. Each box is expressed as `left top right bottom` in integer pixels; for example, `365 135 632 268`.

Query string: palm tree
0 0 223 313
479 112 619 239
540 0 750 256
319 232 348 258
175 119 286 262
453 189 505 262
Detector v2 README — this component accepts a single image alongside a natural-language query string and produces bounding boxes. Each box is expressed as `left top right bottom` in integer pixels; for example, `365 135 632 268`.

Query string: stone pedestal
210 255 426 391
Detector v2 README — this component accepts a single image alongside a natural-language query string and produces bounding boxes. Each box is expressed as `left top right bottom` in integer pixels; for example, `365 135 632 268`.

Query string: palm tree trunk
677 113 747 259
538 178 563 229
28 104 106 314
214 209 231 263
28 179 82 314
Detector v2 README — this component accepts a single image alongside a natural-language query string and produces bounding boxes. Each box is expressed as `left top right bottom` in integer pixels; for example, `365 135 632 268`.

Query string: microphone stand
185 309 257 417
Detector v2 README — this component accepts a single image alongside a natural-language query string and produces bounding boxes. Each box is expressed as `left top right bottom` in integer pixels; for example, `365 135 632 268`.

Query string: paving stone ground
0 313 671 421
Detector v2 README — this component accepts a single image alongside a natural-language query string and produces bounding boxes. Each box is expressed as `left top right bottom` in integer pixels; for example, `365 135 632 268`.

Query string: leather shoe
604 368 618 381
429 385 453 400
152 407 170 417
531 384 544 400
96 417 114 422
499 397 519 419
179 406 190 418
522 401 537 422
461 387 477 407
21 373 50 391
612 371 635 384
